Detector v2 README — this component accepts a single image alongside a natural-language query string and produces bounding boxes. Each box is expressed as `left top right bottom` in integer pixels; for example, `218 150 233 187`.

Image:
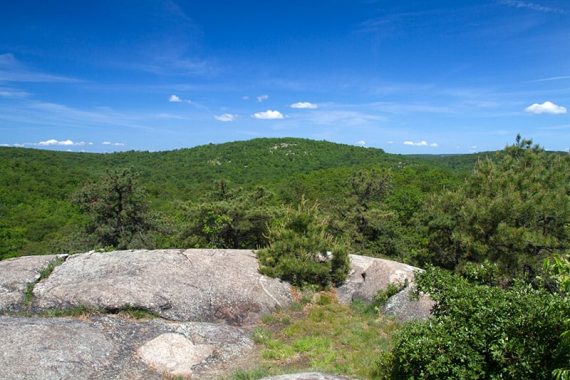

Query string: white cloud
257 95 269 102
525 101 567 115
102 141 125 146
0 143 24 147
404 140 428 146
214 113 238 122
169 94 182 103
252 110 284 120
242 95 250 100
403 140 438 148
355 140 366 146
290 101 318 109
38 139 87 146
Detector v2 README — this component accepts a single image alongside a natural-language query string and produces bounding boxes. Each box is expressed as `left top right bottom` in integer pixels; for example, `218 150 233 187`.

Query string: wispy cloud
257 94 269 102
529 75 570 83
403 140 438 147
0 87 28 98
0 100 157 131
525 101 567 114
307 110 384 126
290 101 318 109
0 53 80 83
498 0 566 14
370 102 455 114
355 140 366 146
102 141 125 146
252 110 284 120
214 113 238 122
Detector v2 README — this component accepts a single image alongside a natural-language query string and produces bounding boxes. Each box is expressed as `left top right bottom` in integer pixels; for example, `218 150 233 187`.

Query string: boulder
137 333 215 377
336 254 417 304
383 285 436 322
0 315 253 379
0 254 58 311
33 249 292 325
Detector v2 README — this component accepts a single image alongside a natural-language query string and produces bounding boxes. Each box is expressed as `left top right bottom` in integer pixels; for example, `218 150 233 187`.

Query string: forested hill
0 138 461 203
1 137 469 258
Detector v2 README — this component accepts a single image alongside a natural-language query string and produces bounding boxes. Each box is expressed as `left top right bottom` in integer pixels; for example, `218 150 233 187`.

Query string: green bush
257 200 350 287
383 267 570 379
181 186 282 249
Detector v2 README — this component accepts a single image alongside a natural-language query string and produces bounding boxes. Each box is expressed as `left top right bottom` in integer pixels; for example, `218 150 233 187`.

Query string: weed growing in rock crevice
22 256 66 307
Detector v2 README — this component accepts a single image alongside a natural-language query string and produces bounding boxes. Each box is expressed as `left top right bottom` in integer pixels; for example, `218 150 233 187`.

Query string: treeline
0 137 466 260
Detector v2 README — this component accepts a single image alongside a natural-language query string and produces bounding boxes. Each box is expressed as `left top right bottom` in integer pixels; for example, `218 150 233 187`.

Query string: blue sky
1 0 569 153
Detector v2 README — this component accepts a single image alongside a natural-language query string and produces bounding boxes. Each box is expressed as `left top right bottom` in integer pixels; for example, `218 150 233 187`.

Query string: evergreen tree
257 199 350 287
424 135 570 275
74 168 151 249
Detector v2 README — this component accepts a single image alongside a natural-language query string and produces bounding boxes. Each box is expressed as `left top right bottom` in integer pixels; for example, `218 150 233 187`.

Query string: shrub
383 267 570 379
257 199 350 287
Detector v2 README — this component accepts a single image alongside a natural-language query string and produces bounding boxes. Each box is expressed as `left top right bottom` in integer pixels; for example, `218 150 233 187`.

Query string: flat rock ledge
0 315 252 379
0 254 59 311
0 249 434 379
32 249 293 325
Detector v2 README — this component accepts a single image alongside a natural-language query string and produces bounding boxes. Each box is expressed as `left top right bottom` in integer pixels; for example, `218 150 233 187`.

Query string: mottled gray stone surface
33 249 292 325
0 254 57 311
383 285 436 322
336 254 418 304
0 315 253 379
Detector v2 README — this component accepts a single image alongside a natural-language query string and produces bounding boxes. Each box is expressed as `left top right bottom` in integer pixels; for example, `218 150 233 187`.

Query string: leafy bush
543 254 570 379
383 266 570 379
257 200 350 287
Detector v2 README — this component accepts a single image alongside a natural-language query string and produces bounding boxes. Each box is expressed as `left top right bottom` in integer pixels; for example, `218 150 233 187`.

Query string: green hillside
0 137 464 258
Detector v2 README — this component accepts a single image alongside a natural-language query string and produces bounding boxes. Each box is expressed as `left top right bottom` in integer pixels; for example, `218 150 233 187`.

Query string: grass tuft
245 292 400 379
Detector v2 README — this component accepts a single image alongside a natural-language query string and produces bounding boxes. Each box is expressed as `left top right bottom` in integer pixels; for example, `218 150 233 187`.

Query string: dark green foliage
73 168 151 249
543 254 570 379
257 200 350 287
423 136 570 275
0 138 459 257
456 260 502 286
181 186 282 249
0 224 26 260
373 282 406 308
384 266 570 379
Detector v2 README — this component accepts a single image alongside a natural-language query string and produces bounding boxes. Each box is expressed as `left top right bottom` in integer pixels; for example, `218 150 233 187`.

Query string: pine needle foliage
424 135 570 275
257 199 350 287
